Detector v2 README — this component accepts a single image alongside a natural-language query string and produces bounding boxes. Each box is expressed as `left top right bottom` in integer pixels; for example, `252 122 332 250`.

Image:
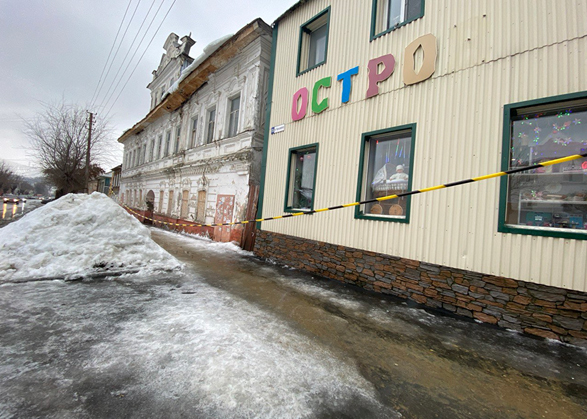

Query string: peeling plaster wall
120 33 271 241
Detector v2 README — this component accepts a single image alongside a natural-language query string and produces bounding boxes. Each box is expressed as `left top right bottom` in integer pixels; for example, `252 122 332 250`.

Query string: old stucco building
119 19 272 249
255 0 587 343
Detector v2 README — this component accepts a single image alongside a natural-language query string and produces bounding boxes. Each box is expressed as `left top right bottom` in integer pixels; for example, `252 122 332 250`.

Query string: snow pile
0 193 181 281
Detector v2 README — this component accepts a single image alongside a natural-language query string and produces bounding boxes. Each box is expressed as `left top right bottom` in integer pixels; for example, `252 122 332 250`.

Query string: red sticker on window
583 161 587 170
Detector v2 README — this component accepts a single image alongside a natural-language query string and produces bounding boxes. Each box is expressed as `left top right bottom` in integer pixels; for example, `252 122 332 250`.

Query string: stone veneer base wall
254 230 587 346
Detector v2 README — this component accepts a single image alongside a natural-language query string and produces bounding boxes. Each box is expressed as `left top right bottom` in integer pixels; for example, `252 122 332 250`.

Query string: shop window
297 7 330 75
227 95 240 138
190 117 198 148
206 107 216 144
499 93 587 239
371 0 424 40
284 144 319 212
355 125 415 222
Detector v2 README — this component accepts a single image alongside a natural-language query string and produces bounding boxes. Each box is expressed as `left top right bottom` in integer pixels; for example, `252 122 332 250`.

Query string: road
0 228 586 418
1 200 43 228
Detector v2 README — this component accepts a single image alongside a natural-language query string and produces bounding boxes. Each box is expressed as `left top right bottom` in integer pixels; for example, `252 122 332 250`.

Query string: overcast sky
0 0 296 169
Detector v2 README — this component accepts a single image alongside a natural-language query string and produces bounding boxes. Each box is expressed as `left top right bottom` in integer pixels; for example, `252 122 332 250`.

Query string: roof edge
117 18 271 144
273 0 308 25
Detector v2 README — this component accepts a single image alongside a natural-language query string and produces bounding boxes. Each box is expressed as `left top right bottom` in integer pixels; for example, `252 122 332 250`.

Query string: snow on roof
0 193 181 282
166 33 234 97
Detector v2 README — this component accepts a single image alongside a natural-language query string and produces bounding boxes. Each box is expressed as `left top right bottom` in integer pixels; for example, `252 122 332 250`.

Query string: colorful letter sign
403 34 437 86
337 66 359 103
292 87 309 121
366 54 395 99
290 34 437 122
312 77 332 114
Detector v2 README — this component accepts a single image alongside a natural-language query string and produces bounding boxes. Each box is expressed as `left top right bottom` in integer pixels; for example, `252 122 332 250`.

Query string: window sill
370 15 423 42
284 207 313 214
297 60 327 77
498 224 587 240
354 212 410 223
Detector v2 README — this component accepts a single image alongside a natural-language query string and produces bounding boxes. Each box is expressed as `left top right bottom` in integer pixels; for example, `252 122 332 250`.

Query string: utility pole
85 112 93 193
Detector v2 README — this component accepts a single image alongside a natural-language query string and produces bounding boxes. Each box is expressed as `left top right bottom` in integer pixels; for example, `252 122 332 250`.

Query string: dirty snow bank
0 193 181 281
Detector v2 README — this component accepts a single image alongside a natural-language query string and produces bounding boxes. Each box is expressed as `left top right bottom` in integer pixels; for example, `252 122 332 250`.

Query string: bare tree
24 101 114 197
0 162 21 195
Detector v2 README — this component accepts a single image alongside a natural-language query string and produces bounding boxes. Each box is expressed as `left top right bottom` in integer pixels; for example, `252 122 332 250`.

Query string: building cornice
118 18 271 144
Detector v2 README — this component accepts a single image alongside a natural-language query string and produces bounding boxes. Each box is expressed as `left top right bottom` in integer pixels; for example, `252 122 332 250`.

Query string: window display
503 96 587 236
285 145 318 211
357 126 414 221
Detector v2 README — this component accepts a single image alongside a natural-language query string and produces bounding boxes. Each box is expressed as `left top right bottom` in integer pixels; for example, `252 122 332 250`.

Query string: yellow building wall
261 0 587 291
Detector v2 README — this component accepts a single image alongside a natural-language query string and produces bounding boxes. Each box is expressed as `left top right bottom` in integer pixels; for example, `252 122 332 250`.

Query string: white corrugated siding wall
261 0 587 291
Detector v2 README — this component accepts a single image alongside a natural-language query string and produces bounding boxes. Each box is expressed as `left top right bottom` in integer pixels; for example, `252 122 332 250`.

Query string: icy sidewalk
1 227 586 418
0 193 181 282
0 255 397 418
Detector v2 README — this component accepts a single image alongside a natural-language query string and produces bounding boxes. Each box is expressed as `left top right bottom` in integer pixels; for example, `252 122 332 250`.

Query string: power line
89 0 134 107
91 0 143 110
104 0 179 117
97 0 162 112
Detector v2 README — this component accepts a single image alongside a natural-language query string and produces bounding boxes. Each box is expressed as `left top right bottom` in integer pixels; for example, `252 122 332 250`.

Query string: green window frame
284 144 320 213
297 7 331 76
498 92 587 240
355 124 417 223
370 0 425 41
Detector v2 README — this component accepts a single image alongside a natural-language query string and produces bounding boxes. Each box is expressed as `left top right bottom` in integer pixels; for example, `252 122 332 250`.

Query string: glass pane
231 96 240 112
406 0 422 21
191 118 197 147
308 24 327 68
387 0 403 28
290 148 317 210
229 97 240 137
362 130 412 218
207 109 215 143
505 103 587 233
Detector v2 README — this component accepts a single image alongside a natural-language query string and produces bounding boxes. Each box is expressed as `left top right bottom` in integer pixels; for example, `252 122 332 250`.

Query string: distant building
110 164 122 199
118 19 272 249
96 172 112 195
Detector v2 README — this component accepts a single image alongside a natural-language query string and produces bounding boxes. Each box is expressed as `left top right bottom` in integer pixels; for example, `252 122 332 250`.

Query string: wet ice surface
0 239 395 418
1 228 586 419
